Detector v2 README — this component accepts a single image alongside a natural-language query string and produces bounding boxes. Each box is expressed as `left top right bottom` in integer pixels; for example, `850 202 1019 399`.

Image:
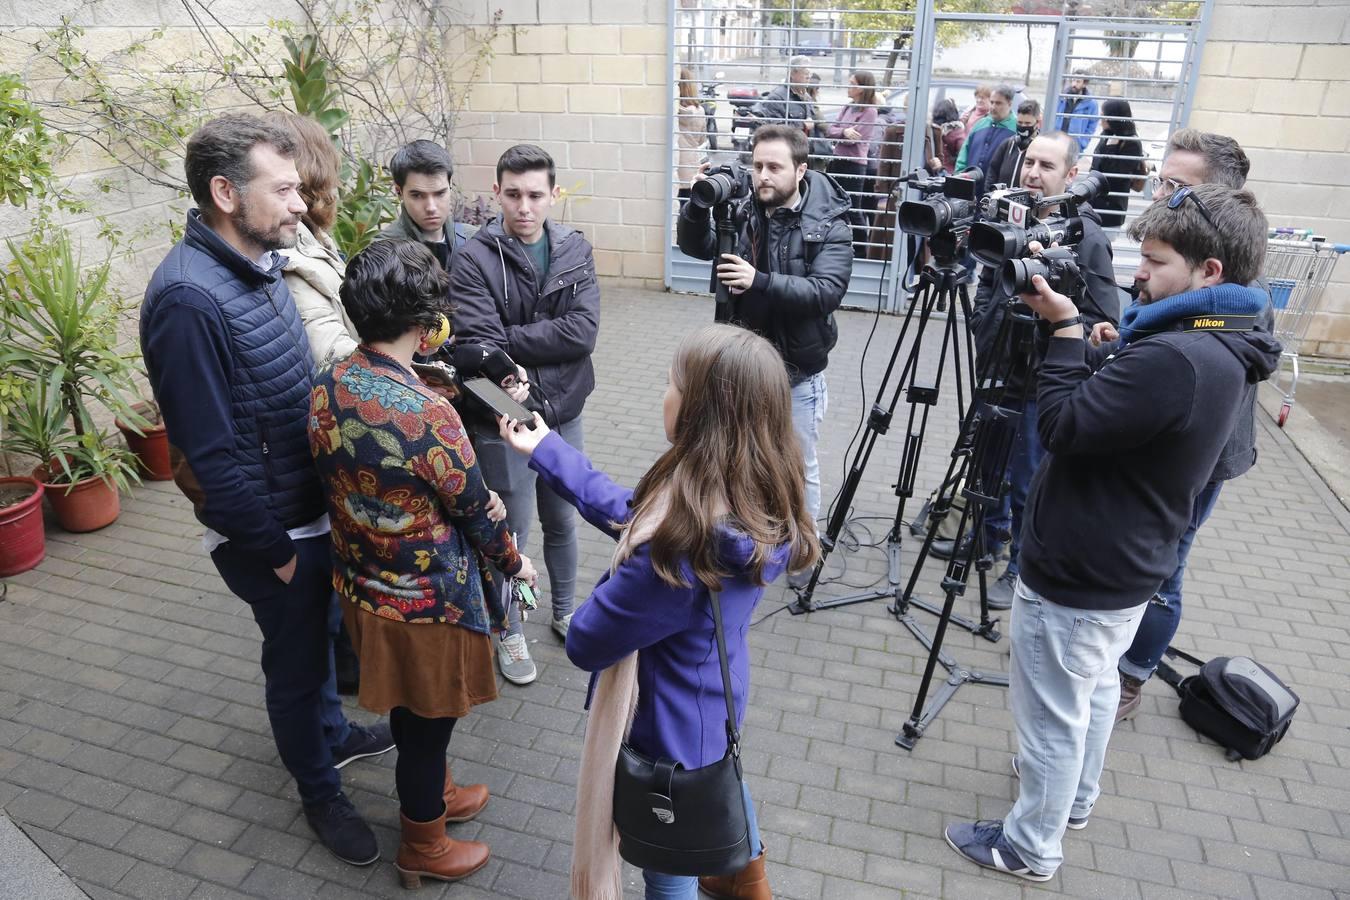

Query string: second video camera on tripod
969 171 1111 297
896 168 983 259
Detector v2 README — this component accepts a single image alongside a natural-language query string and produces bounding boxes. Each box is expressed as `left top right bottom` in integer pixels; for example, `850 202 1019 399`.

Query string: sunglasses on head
1166 185 1216 229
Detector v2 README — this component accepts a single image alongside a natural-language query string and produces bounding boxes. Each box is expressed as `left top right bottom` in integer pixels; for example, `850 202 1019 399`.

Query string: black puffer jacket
968 202 1119 398
448 218 600 428
677 169 853 382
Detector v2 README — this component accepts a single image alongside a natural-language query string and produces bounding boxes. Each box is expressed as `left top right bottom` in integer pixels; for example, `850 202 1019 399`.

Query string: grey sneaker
496 633 537 685
551 612 572 640
1010 757 1090 829
986 570 1016 611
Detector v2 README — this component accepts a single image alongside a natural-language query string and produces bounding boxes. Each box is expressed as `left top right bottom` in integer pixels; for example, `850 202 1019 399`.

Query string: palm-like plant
0 226 145 489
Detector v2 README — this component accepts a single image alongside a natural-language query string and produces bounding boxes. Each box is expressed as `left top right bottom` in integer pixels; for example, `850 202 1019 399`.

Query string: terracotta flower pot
0 476 46 576
116 402 173 481
31 464 121 533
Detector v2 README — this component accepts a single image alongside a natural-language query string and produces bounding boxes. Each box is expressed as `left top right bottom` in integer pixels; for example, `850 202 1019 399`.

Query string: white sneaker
496 633 537 685
551 613 572 640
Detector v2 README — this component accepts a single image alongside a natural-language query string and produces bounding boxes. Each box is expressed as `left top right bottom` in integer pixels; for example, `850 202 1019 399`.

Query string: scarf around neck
1116 282 1267 347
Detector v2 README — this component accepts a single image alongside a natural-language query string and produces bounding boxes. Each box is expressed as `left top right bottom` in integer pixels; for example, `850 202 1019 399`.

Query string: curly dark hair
339 240 452 344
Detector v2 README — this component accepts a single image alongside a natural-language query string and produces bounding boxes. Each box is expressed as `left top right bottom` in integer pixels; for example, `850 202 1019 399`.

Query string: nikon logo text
1193 318 1225 328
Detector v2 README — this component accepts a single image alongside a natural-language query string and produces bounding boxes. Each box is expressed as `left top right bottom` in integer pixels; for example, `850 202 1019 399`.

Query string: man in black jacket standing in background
449 144 600 685
944 183 1281 884
677 124 853 587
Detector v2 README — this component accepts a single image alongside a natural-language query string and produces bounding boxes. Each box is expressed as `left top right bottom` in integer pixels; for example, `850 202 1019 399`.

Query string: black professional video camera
690 162 750 209
968 170 1110 297
896 168 982 260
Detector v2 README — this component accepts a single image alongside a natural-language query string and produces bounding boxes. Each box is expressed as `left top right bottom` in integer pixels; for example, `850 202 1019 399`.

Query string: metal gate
665 0 1214 311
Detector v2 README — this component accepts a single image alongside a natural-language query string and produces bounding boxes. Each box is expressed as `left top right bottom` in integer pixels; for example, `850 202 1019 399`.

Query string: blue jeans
1118 481 1224 682
982 397 1042 569
473 416 585 634
1003 578 1145 875
211 536 345 805
642 781 762 899
790 373 828 525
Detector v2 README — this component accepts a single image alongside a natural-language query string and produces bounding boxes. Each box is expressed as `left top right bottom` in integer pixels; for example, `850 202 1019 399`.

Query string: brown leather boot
1116 672 1145 723
698 850 771 899
395 810 489 889
442 767 489 823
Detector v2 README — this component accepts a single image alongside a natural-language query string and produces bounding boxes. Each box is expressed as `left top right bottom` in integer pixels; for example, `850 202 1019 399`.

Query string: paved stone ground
2 284 1349 900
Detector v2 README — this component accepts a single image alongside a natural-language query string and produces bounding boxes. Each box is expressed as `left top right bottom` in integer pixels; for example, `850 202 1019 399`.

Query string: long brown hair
850 69 877 107
678 67 698 105
622 325 819 590
264 110 341 233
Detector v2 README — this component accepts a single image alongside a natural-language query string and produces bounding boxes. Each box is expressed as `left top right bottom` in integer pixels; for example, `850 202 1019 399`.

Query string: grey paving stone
3 287 1349 900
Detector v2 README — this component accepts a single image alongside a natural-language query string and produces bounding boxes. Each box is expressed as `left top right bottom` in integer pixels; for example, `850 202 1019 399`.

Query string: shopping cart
1261 229 1349 427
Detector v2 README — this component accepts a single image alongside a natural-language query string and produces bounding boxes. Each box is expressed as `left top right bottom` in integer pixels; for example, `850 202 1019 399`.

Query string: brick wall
1190 0 1350 359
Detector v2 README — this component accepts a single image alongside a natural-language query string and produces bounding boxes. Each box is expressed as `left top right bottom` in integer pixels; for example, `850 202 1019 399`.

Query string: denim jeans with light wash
642 780 762 899
1118 480 1223 682
1003 578 1145 875
472 416 585 634
790 372 828 526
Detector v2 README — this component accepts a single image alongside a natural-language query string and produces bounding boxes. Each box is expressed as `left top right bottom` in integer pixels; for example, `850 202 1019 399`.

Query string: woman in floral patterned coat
309 239 537 889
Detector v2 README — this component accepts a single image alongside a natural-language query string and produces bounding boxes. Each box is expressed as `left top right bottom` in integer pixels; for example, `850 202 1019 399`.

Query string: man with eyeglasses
944 182 1281 884
1097 129 1275 723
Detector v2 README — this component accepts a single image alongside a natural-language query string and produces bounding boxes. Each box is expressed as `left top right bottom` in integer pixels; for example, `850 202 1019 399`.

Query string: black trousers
827 159 871 253
390 706 458 822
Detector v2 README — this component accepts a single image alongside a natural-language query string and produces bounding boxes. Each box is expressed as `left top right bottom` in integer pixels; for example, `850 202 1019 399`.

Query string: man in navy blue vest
140 115 389 866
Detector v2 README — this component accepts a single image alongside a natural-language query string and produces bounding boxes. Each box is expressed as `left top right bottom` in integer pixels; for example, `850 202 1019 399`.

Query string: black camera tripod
894 298 1036 750
788 247 998 643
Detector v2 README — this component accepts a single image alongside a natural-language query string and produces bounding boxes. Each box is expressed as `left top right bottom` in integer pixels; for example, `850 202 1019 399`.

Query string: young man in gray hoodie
448 144 600 685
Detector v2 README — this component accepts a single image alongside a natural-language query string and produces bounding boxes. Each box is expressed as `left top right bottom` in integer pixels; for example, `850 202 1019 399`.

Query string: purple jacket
528 433 788 769
826 104 879 163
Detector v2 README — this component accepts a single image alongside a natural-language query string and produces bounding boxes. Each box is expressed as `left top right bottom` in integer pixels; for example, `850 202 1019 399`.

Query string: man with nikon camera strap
936 132 1119 611
944 183 1281 883
677 125 852 585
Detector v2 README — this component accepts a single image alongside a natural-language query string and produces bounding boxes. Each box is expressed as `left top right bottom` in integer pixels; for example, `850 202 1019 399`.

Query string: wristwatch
1048 314 1084 333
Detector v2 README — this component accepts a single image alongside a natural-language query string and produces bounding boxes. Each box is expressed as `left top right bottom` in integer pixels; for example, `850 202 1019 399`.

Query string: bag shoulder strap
1157 644 1207 697
708 589 742 762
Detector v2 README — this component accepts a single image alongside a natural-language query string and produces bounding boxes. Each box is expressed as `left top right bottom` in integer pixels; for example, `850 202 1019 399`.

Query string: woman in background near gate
676 69 707 204
961 83 993 134
930 97 967 174
826 70 880 252
499 324 819 900
1090 98 1147 229
309 239 537 890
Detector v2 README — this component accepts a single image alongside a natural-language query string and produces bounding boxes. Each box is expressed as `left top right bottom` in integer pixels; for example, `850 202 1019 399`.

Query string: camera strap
1180 314 1259 333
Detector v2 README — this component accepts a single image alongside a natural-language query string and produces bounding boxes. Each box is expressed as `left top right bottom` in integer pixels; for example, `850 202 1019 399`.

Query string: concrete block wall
1190 0 1350 359
451 0 671 283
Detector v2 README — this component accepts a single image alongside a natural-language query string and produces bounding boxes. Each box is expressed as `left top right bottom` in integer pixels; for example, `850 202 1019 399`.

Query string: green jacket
376 207 477 261
954 112 1016 173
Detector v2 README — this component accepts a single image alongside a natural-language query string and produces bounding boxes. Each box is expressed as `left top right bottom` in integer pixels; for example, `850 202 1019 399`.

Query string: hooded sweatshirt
528 433 788 769
1019 283 1282 611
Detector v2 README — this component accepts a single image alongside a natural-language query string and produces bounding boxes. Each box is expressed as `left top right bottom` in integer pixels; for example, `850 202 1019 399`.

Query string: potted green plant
116 399 172 481
0 226 145 530
1 374 136 532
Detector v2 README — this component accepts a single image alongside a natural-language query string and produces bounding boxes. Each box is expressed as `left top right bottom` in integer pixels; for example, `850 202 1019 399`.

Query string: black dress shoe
304 792 379 866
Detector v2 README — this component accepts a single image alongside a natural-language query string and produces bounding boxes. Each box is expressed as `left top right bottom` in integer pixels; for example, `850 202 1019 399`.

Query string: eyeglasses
1166 185 1216 229
1147 175 1189 199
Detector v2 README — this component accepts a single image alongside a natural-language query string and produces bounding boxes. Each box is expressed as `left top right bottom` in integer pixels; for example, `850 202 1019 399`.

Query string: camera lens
970 222 1023 267
1000 257 1049 296
691 173 731 209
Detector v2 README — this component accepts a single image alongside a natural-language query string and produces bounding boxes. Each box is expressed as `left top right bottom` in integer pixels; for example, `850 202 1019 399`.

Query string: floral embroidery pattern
309 348 521 632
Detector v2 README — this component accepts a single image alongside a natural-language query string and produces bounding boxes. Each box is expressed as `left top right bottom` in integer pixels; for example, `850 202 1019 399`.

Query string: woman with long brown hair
827 70 880 251
500 324 819 899
676 68 708 201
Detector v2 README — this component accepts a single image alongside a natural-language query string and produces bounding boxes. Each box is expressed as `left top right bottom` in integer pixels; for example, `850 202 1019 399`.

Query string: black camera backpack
1156 647 1299 762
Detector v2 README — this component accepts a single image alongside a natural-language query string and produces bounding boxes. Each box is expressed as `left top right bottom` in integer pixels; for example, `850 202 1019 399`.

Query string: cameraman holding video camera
944 183 1281 883
676 125 852 585
936 132 1119 609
